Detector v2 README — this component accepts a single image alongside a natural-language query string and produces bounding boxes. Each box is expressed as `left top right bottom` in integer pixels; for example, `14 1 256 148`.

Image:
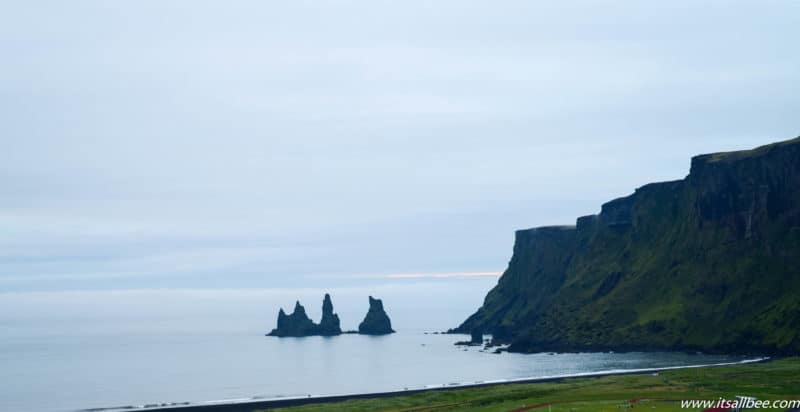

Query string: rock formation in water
267 294 342 337
454 328 485 346
317 293 342 336
358 296 395 335
470 329 484 344
267 301 319 337
452 136 800 355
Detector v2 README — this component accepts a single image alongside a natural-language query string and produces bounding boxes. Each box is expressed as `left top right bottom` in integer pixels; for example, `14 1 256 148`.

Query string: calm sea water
0 280 753 412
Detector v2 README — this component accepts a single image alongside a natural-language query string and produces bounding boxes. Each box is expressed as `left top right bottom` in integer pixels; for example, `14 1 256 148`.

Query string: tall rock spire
318 293 342 336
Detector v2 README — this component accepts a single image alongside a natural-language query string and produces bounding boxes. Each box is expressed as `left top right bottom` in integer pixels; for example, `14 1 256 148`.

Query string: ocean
0 278 753 412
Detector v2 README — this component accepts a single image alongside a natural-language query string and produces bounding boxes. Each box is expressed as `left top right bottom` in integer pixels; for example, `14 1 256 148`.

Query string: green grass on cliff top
704 135 800 163
260 357 800 412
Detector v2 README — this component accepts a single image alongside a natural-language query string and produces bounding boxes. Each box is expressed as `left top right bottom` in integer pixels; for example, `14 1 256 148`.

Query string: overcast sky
1 1 798 292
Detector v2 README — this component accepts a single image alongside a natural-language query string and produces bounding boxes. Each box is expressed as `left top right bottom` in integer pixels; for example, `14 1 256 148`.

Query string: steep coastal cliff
454 137 800 355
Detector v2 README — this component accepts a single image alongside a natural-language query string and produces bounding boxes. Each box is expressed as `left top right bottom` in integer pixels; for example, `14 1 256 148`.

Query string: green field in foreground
261 358 800 412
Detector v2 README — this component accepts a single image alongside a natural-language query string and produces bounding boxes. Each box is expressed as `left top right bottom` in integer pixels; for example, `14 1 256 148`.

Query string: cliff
267 294 342 337
358 296 395 335
454 136 800 355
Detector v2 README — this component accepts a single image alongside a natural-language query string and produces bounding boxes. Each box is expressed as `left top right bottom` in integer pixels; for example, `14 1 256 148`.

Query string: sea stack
317 293 342 336
267 301 319 337
358 296 395 335
267 294 342 337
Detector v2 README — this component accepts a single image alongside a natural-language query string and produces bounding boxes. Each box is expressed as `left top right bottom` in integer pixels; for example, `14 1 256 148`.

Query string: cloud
0 1 798 292
311 271 502 280
382 271 501 279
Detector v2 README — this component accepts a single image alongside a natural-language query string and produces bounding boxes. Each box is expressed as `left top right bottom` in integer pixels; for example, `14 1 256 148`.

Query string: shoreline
96 356 770 412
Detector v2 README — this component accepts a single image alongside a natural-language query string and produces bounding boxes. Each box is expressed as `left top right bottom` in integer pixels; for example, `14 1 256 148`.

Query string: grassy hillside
260 358 800 412
454 137 800 354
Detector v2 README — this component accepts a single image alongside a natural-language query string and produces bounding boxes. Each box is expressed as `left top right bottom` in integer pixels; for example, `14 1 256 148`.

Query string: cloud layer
1 1 798 291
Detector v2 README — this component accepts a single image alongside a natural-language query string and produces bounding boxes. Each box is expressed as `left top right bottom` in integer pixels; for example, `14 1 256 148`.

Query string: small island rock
318 293 342 336
267 301 318 337
267 294 342 337
358 296 395 335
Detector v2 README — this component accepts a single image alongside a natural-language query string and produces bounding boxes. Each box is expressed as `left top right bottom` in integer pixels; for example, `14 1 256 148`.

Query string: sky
1 1 799 293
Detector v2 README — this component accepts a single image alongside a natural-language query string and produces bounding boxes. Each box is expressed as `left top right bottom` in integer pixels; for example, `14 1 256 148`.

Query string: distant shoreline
121 357 769 412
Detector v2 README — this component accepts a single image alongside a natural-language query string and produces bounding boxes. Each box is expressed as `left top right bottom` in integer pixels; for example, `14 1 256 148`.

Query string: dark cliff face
454 137 800 355
358 296 395 335
267 294 342 337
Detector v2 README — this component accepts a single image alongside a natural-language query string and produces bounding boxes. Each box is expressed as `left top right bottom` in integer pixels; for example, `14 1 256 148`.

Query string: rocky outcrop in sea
267 294 342 337
267 294 396 337
358 296 395 335
317 293 342 336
